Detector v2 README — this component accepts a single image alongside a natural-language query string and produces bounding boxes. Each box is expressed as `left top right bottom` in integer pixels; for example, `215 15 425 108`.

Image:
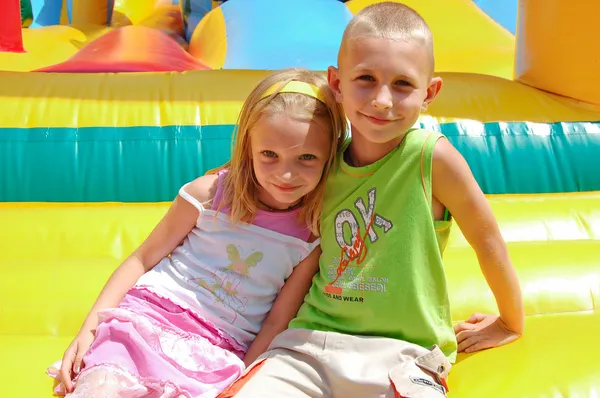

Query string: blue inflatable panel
30 0 63 28
221 0 353 70
473 0 518 35
180 0 212 41
29 0 114 27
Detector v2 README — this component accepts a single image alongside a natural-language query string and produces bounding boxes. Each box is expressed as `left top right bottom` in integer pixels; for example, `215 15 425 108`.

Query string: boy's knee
219 350 323 398
218 358 272 398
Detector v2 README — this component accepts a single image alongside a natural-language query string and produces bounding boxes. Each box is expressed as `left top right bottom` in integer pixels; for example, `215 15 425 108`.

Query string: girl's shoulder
181 174 220 207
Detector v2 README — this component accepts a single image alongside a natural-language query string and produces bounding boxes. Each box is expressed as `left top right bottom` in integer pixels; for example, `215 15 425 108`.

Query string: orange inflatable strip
36 25 210 73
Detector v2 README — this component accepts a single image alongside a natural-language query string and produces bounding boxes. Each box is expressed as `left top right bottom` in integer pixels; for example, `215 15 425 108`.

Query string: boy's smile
329 37 442 165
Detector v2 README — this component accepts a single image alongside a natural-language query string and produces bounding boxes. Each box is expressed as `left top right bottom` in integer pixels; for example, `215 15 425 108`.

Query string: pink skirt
68 288 246 398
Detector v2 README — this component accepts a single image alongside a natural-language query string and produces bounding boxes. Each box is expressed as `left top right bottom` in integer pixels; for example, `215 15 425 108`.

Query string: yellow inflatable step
1 191 599 397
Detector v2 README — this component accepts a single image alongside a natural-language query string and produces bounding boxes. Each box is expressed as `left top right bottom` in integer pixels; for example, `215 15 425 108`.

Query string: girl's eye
261 150 277 158
299 154 316 161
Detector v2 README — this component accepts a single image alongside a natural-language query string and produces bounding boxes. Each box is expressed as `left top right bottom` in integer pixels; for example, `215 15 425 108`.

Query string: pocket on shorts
389 345 451 398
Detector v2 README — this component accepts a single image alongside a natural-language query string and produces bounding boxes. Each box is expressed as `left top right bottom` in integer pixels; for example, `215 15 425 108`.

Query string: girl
48 68 347 397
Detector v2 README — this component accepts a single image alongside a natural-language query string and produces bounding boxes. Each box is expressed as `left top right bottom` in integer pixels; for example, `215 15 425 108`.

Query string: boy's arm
431 138 524 353
243 246 321 367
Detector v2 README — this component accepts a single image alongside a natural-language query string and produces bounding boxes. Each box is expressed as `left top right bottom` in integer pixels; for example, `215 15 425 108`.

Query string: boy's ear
327 66 343 103
421 76 443 112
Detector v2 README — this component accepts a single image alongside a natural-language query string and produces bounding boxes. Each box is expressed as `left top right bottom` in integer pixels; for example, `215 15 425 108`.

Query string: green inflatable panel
1 121 599 202
20 0 33 25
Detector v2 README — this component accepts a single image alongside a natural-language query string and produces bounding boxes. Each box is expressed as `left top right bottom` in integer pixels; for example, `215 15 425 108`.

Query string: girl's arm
60 175 217 391
75 194 200 333
76 175 217 334
243 246 321 367
431 139 524 353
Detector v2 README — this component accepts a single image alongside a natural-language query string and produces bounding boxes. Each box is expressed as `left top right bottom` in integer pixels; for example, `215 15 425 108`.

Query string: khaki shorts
218 328 451 398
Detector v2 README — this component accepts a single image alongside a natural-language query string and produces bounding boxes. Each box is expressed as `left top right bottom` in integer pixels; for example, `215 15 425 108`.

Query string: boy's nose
372 86 393 109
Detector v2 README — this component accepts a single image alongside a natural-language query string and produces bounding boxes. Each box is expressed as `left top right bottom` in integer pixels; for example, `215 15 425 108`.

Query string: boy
220 2 524 397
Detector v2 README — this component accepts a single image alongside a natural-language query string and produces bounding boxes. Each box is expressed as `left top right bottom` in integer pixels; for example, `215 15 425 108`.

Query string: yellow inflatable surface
1 192 599 396
2 0 600 397
347 0 516 79
1 24 113 72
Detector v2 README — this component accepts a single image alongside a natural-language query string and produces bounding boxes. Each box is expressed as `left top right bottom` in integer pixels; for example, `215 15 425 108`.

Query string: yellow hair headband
260 80 328 104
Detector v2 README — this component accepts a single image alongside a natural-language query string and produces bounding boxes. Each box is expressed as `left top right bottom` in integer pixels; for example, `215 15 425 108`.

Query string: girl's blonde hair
208 68 347 236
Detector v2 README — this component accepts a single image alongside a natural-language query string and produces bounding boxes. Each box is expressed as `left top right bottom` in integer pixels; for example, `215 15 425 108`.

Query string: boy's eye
357 75 375 82
394 80 412 87
261 150 277 158
299 154 317 160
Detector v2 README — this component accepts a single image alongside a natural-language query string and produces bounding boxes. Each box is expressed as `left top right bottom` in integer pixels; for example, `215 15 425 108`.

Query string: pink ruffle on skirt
50 288 246 398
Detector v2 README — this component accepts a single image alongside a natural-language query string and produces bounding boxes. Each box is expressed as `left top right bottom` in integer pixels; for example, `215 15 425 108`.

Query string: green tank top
290 128 457 362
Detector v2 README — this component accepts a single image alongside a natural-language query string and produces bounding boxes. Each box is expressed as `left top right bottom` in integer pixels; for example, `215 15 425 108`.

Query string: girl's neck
257 198 303 212
256 189 302 212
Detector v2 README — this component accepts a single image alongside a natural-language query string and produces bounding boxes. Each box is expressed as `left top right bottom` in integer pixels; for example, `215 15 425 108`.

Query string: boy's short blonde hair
340 2 434 72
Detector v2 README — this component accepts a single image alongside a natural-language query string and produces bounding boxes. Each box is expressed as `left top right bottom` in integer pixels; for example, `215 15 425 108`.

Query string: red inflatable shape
0 0 25 53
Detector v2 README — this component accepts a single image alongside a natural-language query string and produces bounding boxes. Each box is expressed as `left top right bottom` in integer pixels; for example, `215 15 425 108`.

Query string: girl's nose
280 170 293 181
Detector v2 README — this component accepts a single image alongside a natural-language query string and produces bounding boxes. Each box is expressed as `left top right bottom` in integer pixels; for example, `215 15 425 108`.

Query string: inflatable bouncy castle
0 0 599 396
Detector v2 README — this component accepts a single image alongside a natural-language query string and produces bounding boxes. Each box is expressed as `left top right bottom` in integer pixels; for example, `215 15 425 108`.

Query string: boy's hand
454 313 521 353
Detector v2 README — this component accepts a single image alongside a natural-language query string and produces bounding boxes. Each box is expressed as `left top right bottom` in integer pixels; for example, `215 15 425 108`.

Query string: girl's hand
59 330 95 393
454 313 522 353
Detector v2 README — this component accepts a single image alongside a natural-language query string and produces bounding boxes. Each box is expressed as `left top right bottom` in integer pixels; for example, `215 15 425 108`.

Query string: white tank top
134 182 319 351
